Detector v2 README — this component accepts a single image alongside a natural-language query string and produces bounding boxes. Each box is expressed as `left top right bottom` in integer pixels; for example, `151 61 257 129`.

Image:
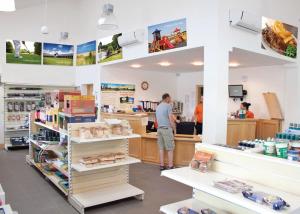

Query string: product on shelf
63 95 95 115
200 209 217 214
190 151 214 173
79 152 126 167
76 120 133 140
242 190 290 210
177 207 199 214
213 179 252 194
10 137 28 146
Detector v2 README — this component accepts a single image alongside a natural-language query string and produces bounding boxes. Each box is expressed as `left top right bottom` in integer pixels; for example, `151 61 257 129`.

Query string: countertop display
141 133 201 166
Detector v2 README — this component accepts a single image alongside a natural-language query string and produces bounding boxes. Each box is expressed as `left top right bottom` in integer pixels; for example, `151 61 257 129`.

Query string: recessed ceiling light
130 64 142 68
191 61 204 66
158 61 171 67
229 62 240 67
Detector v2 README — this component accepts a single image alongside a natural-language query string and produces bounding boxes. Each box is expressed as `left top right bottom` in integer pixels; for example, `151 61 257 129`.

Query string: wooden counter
227 119 281 147
141 133 201 166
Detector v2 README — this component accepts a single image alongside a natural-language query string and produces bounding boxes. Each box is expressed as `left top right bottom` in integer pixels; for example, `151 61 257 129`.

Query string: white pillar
202 0 229 144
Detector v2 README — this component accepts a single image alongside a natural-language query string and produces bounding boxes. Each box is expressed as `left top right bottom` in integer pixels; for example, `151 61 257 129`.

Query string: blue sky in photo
77 40 96 54
43 43 74 55
148 18 186 42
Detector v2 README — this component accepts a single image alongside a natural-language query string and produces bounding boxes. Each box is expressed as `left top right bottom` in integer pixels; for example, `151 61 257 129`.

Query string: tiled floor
0 150 191 214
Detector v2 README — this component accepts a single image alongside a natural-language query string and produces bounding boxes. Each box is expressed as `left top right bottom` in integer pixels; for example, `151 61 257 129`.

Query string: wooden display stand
101 113 148 158
161 144 300 214
227 119 257 147
26 119 144 214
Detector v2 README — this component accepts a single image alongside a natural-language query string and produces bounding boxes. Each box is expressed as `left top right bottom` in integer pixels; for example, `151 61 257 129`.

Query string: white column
202 0 229 144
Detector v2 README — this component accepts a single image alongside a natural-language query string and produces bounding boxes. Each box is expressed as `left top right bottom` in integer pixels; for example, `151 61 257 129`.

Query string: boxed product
63 95 95 115
190 151 214 172
58 112 96 132
213 179 252 193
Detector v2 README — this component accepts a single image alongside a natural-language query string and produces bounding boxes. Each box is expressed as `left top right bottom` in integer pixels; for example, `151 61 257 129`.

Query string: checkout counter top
142 132 201 142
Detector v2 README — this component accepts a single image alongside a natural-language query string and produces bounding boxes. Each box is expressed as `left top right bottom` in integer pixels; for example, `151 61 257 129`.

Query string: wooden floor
0 149 192 214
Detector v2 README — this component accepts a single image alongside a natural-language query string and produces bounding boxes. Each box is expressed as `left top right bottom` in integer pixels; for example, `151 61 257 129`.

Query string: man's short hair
162 93 170 100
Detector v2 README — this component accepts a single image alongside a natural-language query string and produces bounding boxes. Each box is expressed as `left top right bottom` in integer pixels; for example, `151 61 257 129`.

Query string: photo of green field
98 33 122 63
43 43 74 66
6 40 41 64
76 41 96 66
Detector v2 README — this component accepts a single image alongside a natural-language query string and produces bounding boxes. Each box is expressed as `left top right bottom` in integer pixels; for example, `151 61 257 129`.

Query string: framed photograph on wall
148 18 187 53
76 40 96 66
6 40 42 64
43 43 74 66
98 33 123 63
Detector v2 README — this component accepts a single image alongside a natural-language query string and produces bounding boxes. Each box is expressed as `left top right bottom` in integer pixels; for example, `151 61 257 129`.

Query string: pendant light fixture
97 3 118 30
41 0 49 34
0 0 15 12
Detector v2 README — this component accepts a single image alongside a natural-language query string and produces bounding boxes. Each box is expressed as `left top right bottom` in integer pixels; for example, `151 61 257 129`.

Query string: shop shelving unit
161 144 300 214
26 120 144 214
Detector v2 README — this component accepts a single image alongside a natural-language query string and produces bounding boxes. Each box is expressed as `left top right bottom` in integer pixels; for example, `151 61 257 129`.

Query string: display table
141 133 201 166
227 119 282 147
101 112 148 159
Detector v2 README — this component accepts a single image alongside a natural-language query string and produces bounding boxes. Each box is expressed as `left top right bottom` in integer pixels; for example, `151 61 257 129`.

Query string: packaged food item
194 151 214 162
263 141 276 156
190 160 200 169
112 125 122 135
79 127 93 139
242 190 290 210
214 179 252 193
287 150 300 161
264 194 290 210
114 152 126 160
201 209 217 214
177 207 199 214
291 142 300 151
79 156 99 167
93 127 104 138
99 153 116 164
275 143 288 159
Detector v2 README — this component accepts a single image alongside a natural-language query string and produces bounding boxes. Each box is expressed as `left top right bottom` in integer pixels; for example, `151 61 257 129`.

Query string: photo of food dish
262 17 298 59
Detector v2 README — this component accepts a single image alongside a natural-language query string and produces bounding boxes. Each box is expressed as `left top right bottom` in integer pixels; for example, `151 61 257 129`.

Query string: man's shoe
160 166 166 171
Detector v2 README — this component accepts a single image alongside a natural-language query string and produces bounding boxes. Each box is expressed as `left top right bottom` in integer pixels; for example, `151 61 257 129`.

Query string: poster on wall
101 83 135 110
6 40 42 64
148 18 187 53
262 17 298 59
98 33 122 63
76 40 96 66
43 43 74 66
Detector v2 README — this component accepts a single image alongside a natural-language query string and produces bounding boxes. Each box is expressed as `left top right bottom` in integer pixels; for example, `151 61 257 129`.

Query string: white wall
101 68 177 104
176 65 300 129
0 0 79 86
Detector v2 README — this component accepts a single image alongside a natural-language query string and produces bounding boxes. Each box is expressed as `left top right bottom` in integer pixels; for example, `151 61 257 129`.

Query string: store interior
0 0 300 214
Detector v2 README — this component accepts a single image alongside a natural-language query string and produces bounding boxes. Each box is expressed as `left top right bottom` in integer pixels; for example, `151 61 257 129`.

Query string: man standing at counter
156 93 176 171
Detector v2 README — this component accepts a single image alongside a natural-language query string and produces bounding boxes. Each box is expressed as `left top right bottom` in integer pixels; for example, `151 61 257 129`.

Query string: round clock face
141 81 149 90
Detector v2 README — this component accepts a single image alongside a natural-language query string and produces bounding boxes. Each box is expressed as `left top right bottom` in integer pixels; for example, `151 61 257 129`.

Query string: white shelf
27 156 68 195
5 129 29 132
71 134 141 144
70 183 144 208
29 139 66 158
0 204 13 214
196 144 300 169
72 157 141 172
160 198 228 214
162 167 300 214
4 97 40 101
34 122 60 133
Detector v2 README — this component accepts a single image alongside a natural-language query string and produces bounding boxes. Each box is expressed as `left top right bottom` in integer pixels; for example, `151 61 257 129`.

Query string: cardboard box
58 112 96 131
63 95 95 115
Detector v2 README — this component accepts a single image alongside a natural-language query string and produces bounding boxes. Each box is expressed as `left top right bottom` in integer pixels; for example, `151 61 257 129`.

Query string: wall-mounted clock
141 81 149 90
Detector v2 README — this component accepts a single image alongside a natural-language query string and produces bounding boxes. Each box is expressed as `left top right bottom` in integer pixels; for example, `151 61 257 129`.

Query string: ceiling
105 47 295 73
15 0 60 10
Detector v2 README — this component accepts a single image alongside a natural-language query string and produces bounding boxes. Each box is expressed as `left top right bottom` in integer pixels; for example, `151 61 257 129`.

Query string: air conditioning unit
229 9 261 34
118 29 144 47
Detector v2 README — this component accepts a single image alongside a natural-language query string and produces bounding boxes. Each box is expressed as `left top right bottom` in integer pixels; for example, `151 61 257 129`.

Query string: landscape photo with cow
6 40 42 64
148 18 187 53
43 43 74 66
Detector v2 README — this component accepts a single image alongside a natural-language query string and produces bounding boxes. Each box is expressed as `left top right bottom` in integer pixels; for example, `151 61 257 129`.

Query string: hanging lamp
97 3 118 30
41 0 49 34
0 0 15 12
